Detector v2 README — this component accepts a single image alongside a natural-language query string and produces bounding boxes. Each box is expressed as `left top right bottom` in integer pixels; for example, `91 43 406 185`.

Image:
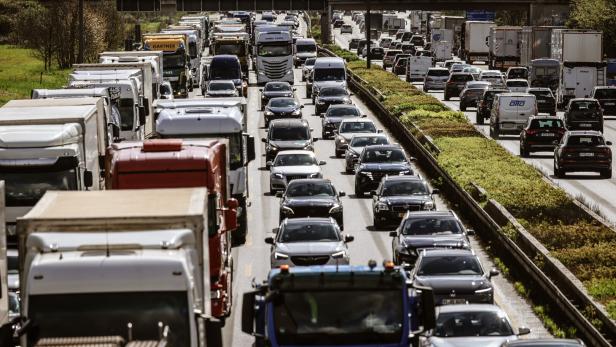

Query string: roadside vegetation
321 44 616 322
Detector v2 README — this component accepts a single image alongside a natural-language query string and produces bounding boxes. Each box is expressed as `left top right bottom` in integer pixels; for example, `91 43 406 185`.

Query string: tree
570 0 616 56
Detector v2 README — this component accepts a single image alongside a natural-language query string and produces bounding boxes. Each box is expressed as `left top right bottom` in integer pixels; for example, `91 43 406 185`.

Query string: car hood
296 52 317 58
269 140 310 149
263 91 293 98
401 234 469 249
284 197 337 207
414 275 488 292
267 106 298 113
207 91 237 97
382 195 431 205
271 165 320 175
359 162 411 172
276 241 344 255
428 336 515 347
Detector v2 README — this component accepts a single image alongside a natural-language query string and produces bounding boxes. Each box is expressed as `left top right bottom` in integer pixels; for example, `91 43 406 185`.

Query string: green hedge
334 44 616 320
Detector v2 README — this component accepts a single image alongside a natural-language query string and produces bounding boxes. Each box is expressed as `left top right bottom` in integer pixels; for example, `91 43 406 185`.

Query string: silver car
268 150 325 193
344 134 390 173
423 68 451 92
265 217 354 267
424 304 530 347
302 57 316 82
334 119 379 157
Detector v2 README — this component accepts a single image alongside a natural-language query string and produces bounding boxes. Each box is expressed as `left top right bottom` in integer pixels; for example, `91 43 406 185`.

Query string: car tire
373 217 384 230
554 159 565 178
444 94 450 101
335 149 343 158
477 113 484 125
460 104 466 111
601 169 612 179
354 182 364 198
520 144 529 158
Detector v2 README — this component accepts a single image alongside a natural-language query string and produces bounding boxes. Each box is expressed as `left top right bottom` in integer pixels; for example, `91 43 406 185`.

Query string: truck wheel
205 320 223 347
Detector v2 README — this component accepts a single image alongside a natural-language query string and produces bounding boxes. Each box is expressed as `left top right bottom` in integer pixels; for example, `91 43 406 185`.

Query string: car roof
269 118 308 127
570 98 598 102
287 178 332 185
327 104 359 110
265 81 291 87
428 67 449 71
437 304 505 314
497 92 534 97
507 79 529 83
404 210 456 218
340 118 373 124
567 130 603 136
382 175 424 183
503 339 583 346
529 115 561 121
283 217 337 225
364 144 402 151
421 248 474 258
269 97 297 102
527 87 552 91
275 150 315 156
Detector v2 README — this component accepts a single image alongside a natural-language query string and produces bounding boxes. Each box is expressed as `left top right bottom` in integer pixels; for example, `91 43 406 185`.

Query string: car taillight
526 129 539 136
599 147 611 155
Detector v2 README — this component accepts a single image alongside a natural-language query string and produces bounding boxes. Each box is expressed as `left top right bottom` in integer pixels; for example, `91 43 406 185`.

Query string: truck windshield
210 60 241 80
296 44 316 53
117 98 135 130
314 68 345 82
0 168 77 206
163 53 185 69
273 289 403 344
27 291 190 347
258 43 292 57
216 43 246 56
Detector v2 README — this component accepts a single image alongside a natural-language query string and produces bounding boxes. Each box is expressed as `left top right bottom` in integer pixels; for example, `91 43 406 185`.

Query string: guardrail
317 45 616 346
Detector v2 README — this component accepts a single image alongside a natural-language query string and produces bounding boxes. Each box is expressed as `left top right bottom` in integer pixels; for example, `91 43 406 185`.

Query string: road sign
466 10 495 21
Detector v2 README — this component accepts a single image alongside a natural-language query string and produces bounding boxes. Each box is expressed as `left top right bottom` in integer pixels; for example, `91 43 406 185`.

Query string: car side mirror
261 138 267 143
300 105 305 108
607 141 612 146
338 190 346 197
264 236 274 244
369 190 377 196
362 114 368 118
466 229 476 236
275 191 283 198
344 235 354 243
431 189 440 195
489 268 500 278
84 170 93 188
518 327 531 336
389 231 397 237
319 160 326 165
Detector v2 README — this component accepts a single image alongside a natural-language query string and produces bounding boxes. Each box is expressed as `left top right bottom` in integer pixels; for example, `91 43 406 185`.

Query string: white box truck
431 28 454 44
16 188 232 347
98 51 164 99
0 98 106 239
462 21 496 63
551 29 606 107
431 40 453 62
488 26 522 70
406 56 433 82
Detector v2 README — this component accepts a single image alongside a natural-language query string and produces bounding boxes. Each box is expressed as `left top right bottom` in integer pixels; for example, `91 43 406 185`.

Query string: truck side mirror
84 170 93 189
138 106 147 126
247 135 256 163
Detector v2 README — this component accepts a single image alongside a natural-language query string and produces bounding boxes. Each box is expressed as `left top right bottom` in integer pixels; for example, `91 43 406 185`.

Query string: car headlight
344 98 352 104
423 201 435 210
292 109 301 115
475 287 493 294
268 143 279 151
329 204 342 213
331 250 347 258
309 172 321 178
281 206 294 215
339 137 347 144
265 111 274 116
274 252 289 260
375 201 389 211
273 173 284 179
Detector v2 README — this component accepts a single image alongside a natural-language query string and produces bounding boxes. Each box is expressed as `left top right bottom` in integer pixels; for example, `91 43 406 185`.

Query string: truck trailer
98 51 164 100
462 21 496 63
488 26 522 70
519 26 563 67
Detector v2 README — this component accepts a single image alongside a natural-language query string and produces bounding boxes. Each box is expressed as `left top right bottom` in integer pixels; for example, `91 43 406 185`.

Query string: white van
308 57 347 99
489 93 538 138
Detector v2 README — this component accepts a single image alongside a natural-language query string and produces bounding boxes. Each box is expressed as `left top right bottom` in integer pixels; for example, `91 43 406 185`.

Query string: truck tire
205 320 223 347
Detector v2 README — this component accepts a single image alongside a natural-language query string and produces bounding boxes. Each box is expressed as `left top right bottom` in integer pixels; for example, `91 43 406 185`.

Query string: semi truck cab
256 31 294 85
142 34 191 98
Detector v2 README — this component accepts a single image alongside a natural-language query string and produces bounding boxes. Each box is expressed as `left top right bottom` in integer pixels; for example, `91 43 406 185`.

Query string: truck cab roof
156 106 243 135
32 88 113 99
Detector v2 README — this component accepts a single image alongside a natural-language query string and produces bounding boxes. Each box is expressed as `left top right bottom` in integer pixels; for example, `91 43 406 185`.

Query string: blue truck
242 262 436 347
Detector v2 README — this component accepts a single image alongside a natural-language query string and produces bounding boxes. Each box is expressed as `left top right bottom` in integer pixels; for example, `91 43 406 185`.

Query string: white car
340 24 353 34
334 119 379 157
479 70 506 87
506 79 530 93
489 93 537 138
268 150 326 193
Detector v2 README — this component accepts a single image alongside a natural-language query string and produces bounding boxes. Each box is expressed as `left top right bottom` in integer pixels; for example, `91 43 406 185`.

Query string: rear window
530 119 563 128
450 74 473 82
594 88 616 99
567 136 605 146
507 80 529 87
570 101 600 112
428 69 450 77
529 90 553 98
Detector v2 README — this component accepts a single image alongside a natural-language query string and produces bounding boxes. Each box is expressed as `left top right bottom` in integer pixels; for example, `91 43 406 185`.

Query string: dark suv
564 98 604 133
554 131 612 178
354 145 415 197
277 179 345 228
476 87 509 125
262 119 317 162
519 116 566 157
260 82 294 110
320 104 363 139
526 87 556 116
591 86 616 117
444 72 474 101
315 86 352 114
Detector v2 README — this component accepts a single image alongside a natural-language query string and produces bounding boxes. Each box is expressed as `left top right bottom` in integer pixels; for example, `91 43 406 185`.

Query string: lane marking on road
244 263 252 278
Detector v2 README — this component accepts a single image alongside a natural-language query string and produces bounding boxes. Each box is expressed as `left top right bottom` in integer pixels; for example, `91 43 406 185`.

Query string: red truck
105 138 236 320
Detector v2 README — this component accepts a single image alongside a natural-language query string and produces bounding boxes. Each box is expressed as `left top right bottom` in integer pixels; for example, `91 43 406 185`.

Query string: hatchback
423 68 450 92
564 98 604 133
444 73 475 100
519 116 566 157
554 131 612 178
526 87 556 116
459 81 491 111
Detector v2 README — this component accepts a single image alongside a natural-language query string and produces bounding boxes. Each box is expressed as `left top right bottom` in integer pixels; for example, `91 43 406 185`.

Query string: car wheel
476 113 484 125
554 159 565 178
520 144 529 158
335 149 343 158
601 169 612 179
460 104 466 111
354 182 364 198
373 217 384 230
444 94 450 101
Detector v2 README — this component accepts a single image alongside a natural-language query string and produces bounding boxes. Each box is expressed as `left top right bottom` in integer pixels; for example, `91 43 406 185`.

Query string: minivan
308 57 347 99
489 93 538 138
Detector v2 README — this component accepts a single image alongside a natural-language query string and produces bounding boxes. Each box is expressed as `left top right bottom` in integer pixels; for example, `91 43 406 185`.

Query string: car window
274 154 316 166
279 223 340 242
570 101 600 111
428 69 450 77
529 90 553 98
208 82 235 91
286 182 335 197
350 136 389 147
270 126 310 141
450 74 473 82
594 88 616 99
382 181 429 196
507 80 528 87
327 107 360 117
417 255 482 276
401 217 462 235
434 311 514 337
340 122 376 133
362 148 406 163
530 119 563 128
566 136 605 146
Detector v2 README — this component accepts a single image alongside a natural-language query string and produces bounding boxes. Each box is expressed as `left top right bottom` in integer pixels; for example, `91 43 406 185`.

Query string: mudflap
205 319 223 347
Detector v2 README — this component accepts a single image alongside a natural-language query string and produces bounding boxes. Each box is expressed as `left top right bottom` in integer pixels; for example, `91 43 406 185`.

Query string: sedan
264 97 303 126
278 179 345 229
260 82 295 110
519 116 566 157
554 131 612 178
411 249 499 305
334 119 377 157
315 86 352 115
268 150 326 193
204 80 238 97
321 104 363 139
371 176 437 229
389 210 473 265
266 218 353 267
344 134 390 173
423 304 530 347
459 81 491 111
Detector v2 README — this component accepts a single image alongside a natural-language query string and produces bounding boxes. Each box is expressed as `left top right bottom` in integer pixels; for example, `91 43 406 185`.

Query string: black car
519 116 566 157
320 104 363 139
554 131 612 178
476 87 509 125
263 119 317 162
389 210 473 265
368 47 385 60
264 97 303 126
315 86 352 114
458 81 490 111
527 87 557 116
371 176 438 229
591 86 616 117
333 19 344 28
354 144 415 197
260 82 294 110
444 72 475 101
410 249 499 305
502 339 585 347
348 38 361 50
564 98 604 133
393 58 408 75
277 179 345 229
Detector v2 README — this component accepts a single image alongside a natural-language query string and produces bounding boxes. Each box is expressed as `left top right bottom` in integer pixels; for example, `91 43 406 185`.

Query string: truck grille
291 255 330 266
264 61 288 79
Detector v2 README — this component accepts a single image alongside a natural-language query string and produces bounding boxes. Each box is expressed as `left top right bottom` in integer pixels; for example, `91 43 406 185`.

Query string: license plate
580 152 595 157
580 123 592 127
537 100 546 103
605 102 615 106
540 132 554 137
442 298 467 305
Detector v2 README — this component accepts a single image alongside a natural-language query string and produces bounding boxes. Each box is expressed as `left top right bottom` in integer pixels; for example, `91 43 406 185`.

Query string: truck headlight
274 252 289 260
423 201 435 210
329 204 342 213
375 202 389 211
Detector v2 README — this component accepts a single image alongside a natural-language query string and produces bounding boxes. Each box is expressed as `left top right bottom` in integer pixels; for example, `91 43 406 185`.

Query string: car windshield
271 126 310 141
566 136 605 146
274 154 316 166
417 255 482 276
594 89 616 99
258 43 292 57
0 167 78 206
382 181 429 196
313 68 345 81
434 311 514 337
273 289 403 344
429 70 450 77
401 217 462 236
270 98 297 107
296 44 316 53
265 83 292 92
327 107 360 117
451 74 473 82
320 88 347 97
286 182 335 197
279 223 339 242
208 82 235 91
530 119 563 128
362 149 405 163
340 122 376 133
350 136 389 147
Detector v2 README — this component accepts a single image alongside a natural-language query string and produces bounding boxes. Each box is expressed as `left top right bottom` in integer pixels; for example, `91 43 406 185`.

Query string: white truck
462 21 496 63
519 26 562 67
15 188 232 347
0 98 106 239
431 40 453 62
406 56 433 82
68 70 147 139
551 29 606 107
488 26 522 71
98 51 164 100
383 14 405 35
255 30 294 85
431 28 454 44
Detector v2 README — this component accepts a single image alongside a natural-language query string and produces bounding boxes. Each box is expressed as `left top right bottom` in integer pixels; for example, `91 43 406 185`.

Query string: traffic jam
0 7 600 347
